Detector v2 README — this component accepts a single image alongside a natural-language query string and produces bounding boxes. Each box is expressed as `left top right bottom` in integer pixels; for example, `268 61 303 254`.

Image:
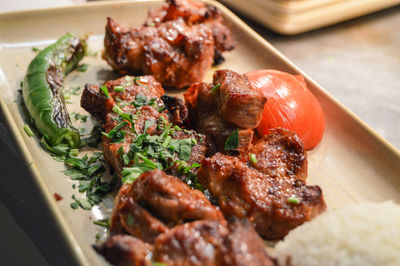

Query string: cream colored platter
1 0 400 265
220 0 400 34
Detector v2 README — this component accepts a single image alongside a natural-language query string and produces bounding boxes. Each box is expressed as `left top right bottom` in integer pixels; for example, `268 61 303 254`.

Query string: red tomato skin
246 70 325 150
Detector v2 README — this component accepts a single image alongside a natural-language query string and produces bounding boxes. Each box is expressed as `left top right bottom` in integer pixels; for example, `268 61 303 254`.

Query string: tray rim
1 0 400 265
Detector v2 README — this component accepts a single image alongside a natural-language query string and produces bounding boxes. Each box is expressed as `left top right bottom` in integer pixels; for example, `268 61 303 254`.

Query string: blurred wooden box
220 0 400 34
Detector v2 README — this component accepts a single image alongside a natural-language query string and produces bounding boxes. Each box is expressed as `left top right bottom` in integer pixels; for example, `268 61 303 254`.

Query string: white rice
275 201 400 266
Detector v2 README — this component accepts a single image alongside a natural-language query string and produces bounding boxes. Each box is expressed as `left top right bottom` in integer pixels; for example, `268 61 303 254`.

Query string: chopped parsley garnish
93 218 111 228
210 83 220 94
102 121 128 143
249 153 257 164
134 76 143 86
100 86 110 99
113 86 125 93
224 129 239 150
80 125 103 148
125 76 133 86
23 124 34 137
71 112 88 123
63 152 117 210
287 197 301 205
32 47 41 53
76 63 89 72
120 117 200 185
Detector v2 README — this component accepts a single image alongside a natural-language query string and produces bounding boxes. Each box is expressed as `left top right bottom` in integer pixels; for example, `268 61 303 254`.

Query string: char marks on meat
243 127 308 182
110 170 224 243
184 69 267 154
104 0 235 89
154 219 275 266
198 128 326 240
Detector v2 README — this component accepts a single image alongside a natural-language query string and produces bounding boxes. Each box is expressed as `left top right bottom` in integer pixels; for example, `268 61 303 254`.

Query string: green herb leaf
100 86 110 99
210 83 220 94
76 63 89 72
134 76 143 86
249 153 257 164
93 218 110 228
287 197 301 205
102 121 128 141
113 85 125 93
32 47 41 53
23 124 34 137
224 129 239 151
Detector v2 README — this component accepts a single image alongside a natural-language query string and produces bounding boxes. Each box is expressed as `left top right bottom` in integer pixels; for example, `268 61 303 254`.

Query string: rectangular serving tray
220 0 400 34
1 0 400 265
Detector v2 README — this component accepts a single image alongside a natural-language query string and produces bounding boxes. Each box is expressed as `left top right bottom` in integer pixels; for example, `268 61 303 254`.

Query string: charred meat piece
220 220 276 266
154 220 228 265
81 75 165 121
184 69 267 154
104 17 213 89
154 219 275 266
81 76 206 180
110 183 169 243
198 152 326 240
103 0 235 89
161 94 189 126
242 128 308 182
111 170 224 243
94 235 153 266
145 0 236 61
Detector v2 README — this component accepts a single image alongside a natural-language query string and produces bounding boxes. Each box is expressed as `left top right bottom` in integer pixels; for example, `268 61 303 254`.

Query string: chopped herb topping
120 117 200 185
210 83 220 94
64 152 117 210
80 125 103 148
23 124 34 137
100 86 110 99
76 63 89 72
224 129 239 150
287 197 301 205
134 76 143 86
102 121 128 143
31 47 41 53
249 153 257 164
113 85 125 93
93 218 110 228
71 112 88 123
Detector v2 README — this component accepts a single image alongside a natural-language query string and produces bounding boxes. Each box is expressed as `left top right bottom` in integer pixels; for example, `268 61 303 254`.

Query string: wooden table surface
0 1 399 265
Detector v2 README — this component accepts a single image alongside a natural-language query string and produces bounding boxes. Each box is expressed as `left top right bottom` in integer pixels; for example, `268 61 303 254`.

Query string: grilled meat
242 128 308 182
198 150 326 240
145 0 235 63
184 69 267 154
99 219 274 266
94 235 153 266
103 0 235 89
81 76 206 180
81 75 165 121
110 170 224 243
154 219 275 266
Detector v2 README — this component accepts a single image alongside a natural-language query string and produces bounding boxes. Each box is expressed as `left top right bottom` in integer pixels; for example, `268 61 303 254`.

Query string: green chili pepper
23 33 86 148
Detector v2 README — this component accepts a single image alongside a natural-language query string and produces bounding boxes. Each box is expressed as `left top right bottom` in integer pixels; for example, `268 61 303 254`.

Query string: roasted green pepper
23 33 86 148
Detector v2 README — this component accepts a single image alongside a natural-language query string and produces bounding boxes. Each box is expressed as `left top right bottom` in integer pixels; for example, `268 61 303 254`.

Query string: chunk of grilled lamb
198 152 326 240
110 170 224 243
184 69 267 154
